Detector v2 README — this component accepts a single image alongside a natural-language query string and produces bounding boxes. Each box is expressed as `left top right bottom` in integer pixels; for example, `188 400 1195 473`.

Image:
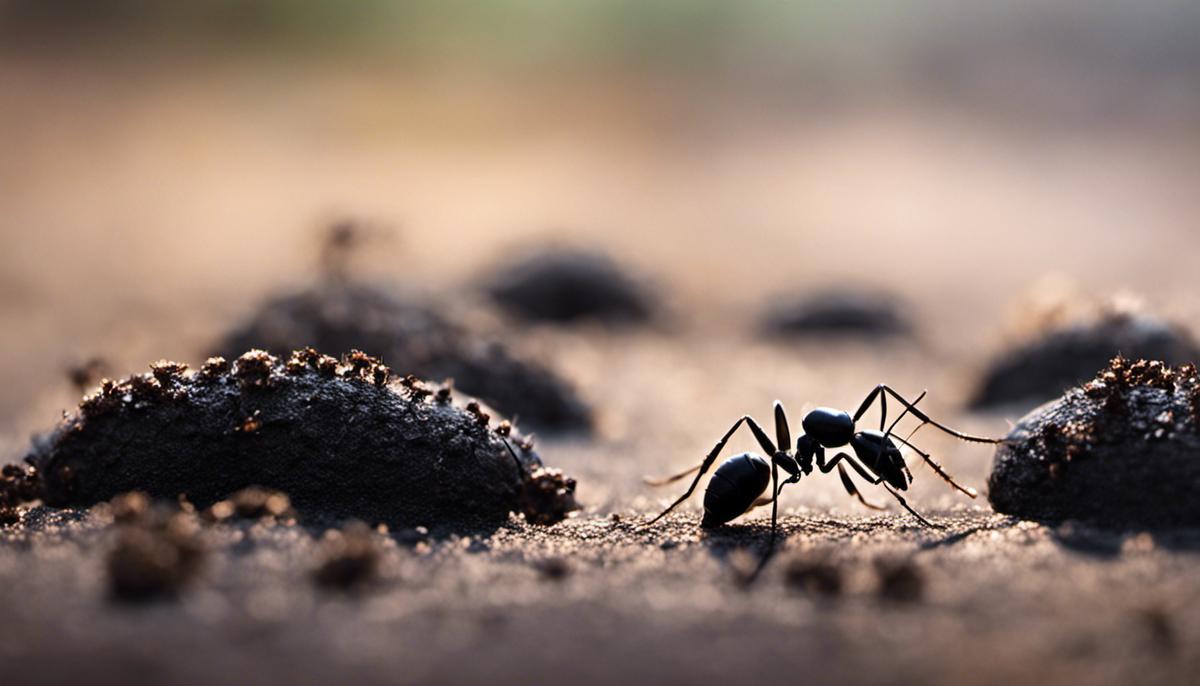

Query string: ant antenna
883 390 926 443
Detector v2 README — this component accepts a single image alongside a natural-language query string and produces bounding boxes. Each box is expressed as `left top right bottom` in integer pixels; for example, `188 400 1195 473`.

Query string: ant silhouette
643 385 1001 554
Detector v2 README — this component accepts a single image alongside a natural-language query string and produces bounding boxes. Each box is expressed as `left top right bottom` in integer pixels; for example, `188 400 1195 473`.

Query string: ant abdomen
700 453 770 528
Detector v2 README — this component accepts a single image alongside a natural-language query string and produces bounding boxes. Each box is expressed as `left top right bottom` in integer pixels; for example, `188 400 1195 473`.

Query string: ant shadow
915 518 1018 552
1045 521 1200 557
702 515 1020 559
698 517 869 562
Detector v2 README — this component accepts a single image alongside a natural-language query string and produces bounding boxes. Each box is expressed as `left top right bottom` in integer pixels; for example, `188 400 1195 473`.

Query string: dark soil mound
988 357 1200 526
483 248 655 325
217 283 592 433
22 350 577 532
969 313 1200 410
760 290 912 339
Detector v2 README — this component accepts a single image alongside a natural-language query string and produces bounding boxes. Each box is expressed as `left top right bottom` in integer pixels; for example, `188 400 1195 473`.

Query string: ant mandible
643 385 1000 549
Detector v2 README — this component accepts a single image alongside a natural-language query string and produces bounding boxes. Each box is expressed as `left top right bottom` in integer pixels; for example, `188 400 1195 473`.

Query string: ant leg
643 415 777 526
890 433 978 498
745 454 783 583
816 448 883 484
644 415 778 487
880 390 925 487
882 484 942 529
883 390 926 438
837 463 885 510
852 385 885 423
819 449 943 529
642 463 701 487
748 472 799 510
773 401 792 452
879 385 999 444
737 458 788 585
769 454 780 549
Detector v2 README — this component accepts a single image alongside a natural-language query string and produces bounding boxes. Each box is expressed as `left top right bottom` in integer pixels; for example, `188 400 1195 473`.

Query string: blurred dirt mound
483 248 656 326
217 282 593 433
970 311 1200 410
760 290 913 340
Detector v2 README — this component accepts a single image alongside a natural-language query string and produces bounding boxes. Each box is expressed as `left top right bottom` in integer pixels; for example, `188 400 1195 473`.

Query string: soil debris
533 556 573 580
24 350 576 531
483 248 655 325
65 356 110 392
969 311 1200 410
0 463 41 526
783 550 843 597
312 521 381 591
204 487 294 522
218 282 592 433
106 493 207 601
874 557 924 602
988 357 1200 526
761 290 912 340
518 467 579 526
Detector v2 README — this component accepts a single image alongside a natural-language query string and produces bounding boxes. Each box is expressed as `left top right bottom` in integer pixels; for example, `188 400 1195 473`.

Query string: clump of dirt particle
106 493 207 602
874 557 924 602
312 521 381 591
24 349 577 532
204 486 294 523
482 247 656 325
518 466 579 526
0 463 41 525
65 356 110 392
760 290 912 340
533 556 572 581
783 550 843 597
217 281 592 433
969 310 1200 410
988 357 1200 526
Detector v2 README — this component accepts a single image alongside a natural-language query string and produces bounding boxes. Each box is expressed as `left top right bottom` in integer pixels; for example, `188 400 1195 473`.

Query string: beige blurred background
2 0 1199 484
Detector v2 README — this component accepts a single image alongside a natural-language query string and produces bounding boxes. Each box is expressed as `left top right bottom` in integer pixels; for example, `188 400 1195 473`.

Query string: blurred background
2 0 1199 458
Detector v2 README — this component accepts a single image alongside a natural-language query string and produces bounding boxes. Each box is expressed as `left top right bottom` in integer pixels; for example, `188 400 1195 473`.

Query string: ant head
851 430 909 490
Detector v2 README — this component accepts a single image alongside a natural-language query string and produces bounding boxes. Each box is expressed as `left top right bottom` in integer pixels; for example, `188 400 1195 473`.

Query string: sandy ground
2 50 1200 684
2 508 1198 686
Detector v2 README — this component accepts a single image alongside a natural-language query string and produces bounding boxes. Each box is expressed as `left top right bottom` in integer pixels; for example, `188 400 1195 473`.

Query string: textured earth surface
2 507 1198 686
4 47 1200 686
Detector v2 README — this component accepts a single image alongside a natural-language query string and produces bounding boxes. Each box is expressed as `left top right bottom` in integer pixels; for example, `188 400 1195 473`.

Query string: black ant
643 385 1000 551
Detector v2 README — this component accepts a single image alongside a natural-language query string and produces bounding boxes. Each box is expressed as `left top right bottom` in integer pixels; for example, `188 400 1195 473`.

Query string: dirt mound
217 283 593 433
970 312 1200 410
760 290 912 340
989 357 1200 526
483 248 655 325
22 350 577 532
